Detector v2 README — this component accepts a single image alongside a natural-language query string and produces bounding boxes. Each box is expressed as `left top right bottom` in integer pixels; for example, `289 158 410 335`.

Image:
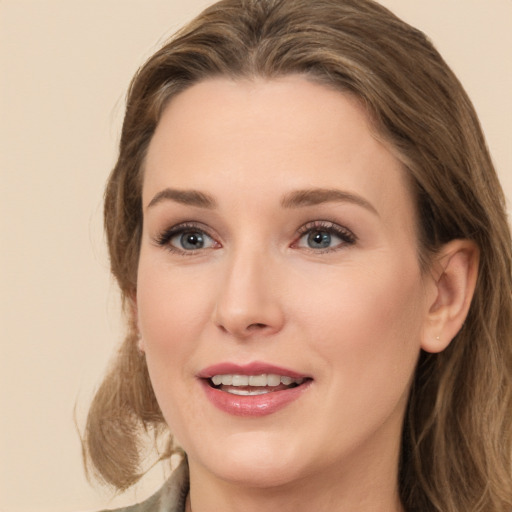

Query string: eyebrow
147 188 217 209
147 186 378 216
281 188 378 215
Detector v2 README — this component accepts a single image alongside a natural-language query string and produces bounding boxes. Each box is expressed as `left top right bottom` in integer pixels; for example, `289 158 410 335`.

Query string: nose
212 247 285 339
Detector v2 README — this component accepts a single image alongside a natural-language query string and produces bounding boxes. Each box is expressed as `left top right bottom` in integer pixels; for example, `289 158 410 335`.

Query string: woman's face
137 76 433 490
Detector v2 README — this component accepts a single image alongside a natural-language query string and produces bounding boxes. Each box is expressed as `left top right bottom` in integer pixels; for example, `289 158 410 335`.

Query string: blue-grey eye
307 231 332 249
296 223 355 251
169 230 215 251
181 232 204 249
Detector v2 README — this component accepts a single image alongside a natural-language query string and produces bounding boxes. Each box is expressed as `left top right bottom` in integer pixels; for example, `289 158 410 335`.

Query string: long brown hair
83 1 512 510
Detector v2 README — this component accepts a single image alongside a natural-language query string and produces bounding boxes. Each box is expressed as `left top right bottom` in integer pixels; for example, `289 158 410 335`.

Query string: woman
83 0 512 510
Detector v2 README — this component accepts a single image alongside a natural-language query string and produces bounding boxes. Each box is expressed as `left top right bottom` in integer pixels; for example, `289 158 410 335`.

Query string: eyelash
154 220 357 255
294 220 357 253
154 222 218 255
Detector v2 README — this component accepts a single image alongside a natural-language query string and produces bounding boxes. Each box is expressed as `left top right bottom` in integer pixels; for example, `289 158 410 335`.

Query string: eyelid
153 221 221 254
153 219 356 255
293 220 357 251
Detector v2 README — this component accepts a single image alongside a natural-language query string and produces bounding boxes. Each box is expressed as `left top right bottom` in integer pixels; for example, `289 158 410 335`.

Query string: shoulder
98 460 189 512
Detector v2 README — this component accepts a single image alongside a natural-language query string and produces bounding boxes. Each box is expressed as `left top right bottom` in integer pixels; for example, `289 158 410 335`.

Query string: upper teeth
210 374 304 387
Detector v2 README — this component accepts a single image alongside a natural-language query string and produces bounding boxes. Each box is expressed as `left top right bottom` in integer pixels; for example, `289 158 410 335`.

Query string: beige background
1 1 510 511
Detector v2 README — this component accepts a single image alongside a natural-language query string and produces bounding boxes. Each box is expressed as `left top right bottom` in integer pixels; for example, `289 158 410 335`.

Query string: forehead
143 76 415 224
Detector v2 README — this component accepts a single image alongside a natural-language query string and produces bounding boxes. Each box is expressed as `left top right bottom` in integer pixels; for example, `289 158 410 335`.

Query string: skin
135 76 477 512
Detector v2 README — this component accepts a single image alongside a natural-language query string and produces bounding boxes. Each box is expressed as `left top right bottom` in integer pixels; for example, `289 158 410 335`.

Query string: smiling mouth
207 373 309 395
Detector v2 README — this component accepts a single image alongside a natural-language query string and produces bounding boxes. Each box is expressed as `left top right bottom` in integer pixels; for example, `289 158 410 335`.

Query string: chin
186 430 312 488
210 459 307 489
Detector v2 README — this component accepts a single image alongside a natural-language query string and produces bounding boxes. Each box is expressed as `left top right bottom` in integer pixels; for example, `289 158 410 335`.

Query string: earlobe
421 240 479 353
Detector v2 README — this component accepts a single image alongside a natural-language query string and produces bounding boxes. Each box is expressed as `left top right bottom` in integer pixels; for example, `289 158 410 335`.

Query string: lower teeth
225 388 272 396
216 383 299 395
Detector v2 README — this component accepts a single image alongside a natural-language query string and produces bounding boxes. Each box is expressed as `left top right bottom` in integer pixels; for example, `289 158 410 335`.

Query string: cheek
135 264 211 437
137 262 211 347
135 263 213 414
301 267 424 454
298 260 424 396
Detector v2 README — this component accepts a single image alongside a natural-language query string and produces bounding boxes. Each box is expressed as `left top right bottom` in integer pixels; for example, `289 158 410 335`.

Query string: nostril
247 323 268 331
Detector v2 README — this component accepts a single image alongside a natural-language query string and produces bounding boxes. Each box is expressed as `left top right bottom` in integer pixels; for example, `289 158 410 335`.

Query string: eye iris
180 232 204 250
308 231 331 248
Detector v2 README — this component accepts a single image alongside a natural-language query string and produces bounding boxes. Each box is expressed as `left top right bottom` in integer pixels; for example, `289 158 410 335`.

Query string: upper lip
197 361 309 379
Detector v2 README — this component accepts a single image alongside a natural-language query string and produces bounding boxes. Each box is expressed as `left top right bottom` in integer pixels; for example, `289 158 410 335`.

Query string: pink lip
198 361 312 417
198 361 308 379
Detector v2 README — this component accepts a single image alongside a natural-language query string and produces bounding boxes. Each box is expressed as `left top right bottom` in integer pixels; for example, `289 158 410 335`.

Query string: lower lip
200 380 312 417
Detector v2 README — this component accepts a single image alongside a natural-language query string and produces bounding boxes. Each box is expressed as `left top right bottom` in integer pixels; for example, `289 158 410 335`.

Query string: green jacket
100 461 189 512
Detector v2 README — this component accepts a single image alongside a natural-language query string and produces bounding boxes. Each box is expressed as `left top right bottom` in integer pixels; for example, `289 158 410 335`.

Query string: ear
421 240 479 353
